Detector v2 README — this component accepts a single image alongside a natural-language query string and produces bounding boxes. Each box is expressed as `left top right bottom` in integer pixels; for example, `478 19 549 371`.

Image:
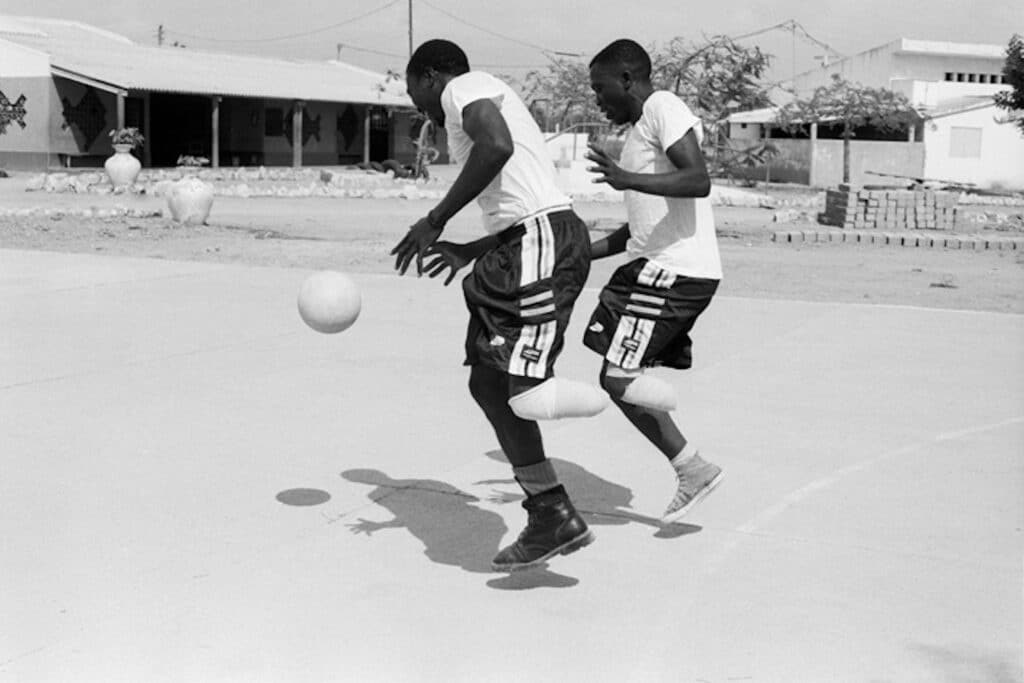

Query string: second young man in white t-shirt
584 39 725 523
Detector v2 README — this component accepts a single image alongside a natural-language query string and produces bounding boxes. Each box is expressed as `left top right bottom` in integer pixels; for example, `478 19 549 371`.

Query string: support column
116 92 126 130
808 122 818 187
363 106 371 164
763 123 772 186
142 92 152 168
211 96 222 168
292 100 304 168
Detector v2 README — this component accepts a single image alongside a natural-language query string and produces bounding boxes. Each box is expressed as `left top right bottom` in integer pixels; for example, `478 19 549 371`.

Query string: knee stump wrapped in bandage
619 375 678 412
508 378 609 421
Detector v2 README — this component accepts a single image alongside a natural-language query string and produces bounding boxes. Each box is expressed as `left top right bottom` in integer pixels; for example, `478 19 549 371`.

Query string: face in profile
405 71 446 126
589 63 631 126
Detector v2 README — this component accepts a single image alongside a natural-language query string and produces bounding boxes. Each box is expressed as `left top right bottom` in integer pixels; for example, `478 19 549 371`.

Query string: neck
627 82 655 123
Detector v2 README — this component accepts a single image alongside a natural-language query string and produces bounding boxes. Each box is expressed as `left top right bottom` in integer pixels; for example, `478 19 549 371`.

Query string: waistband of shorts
494 204 574 244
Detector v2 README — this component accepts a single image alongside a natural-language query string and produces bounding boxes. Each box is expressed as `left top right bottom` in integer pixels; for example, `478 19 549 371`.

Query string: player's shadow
478 450 702 540
341 468 580 589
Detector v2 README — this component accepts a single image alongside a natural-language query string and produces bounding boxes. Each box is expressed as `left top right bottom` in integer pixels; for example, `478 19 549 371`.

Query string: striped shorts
583 258 718 370
462 207 591 379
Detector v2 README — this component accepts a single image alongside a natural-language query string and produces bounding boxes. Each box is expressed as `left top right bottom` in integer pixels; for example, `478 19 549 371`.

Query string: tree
994 34 1024 135
518 58 602 132
650 36 773 150
515 35 773 154
778 74 917 184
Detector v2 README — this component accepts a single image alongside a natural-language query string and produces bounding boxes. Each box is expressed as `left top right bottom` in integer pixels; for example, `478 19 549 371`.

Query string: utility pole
157 24 164 46
408 0 413 58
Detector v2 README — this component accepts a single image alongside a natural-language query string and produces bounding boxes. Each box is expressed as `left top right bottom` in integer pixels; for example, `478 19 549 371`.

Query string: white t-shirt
441 71 569 234
619 91 722 280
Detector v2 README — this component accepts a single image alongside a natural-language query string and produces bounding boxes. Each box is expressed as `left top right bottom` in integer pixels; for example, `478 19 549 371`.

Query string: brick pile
819 184 961 230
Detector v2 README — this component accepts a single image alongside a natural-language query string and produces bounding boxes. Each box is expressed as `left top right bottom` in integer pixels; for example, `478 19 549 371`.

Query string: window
944 72 954 81
967 73 977 83
949 127 982 158
978 74 988 83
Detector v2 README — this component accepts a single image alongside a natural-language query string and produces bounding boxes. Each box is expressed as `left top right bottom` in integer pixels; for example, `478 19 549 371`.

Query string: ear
621 69 634 91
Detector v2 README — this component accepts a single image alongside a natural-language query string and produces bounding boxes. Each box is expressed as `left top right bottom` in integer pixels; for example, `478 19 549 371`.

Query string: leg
599 361 686 462
599 361 723 522
468 364 545 468
468 364 593 571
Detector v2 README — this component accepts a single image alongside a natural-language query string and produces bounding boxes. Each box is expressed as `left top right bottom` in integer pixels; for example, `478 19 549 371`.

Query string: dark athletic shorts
583 258 718 370
463 207 591 379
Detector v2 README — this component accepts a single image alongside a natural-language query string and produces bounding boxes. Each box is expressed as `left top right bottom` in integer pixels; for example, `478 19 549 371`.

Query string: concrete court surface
1 247 1021 683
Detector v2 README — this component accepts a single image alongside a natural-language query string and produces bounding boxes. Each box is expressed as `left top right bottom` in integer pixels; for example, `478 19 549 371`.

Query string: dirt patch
1 195 1021 314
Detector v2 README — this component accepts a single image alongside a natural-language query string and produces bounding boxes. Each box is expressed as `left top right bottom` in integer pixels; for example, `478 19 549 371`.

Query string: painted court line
704 415 1024 571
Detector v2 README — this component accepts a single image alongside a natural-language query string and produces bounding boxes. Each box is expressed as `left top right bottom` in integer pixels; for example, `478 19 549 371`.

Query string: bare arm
391 97 513 275
587 128 711 198
428 98 514 225
590 223 630 260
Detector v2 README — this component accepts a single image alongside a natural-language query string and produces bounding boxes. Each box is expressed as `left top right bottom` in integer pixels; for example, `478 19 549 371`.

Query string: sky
1 0 1021 84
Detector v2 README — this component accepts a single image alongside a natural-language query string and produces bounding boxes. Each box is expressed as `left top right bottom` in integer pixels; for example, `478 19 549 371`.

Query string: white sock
619 375 677 412
670 443 699 470
508 377 609 421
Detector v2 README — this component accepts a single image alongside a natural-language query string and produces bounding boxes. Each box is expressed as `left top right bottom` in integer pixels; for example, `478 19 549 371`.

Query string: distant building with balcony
727 38 1023 190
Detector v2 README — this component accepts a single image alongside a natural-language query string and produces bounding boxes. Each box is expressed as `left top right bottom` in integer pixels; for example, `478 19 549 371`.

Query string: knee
469 366 508 411
599 365 630 400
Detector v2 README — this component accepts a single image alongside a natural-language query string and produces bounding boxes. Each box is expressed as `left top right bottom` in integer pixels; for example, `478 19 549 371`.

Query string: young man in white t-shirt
391 39 607 571
583 39 724 523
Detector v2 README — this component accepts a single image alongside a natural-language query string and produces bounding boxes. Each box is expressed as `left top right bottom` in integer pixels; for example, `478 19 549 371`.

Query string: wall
733 138 925 187
262 99 340 166
791 40 1005 96
222 97 264 166
50 77 118 160
923 106 1024 190
0 39 52 168
811 139 924 187
892 79 1009 109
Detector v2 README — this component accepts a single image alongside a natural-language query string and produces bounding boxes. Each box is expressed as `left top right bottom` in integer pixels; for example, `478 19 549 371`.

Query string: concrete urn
167 176 215 225
104 144 142 187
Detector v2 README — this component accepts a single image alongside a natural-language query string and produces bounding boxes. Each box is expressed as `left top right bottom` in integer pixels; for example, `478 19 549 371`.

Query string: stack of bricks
819 184 961 230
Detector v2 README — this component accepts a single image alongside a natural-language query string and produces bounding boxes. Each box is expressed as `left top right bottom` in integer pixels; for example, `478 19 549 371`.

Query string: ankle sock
670 443 698 470
513 460 559 497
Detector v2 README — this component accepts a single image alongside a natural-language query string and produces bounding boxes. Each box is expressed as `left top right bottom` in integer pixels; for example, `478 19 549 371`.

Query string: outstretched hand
422 241 474 286
586 143 632 191
391 215 444 276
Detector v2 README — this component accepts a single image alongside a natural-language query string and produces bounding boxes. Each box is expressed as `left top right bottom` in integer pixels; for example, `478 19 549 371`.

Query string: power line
164 1 401 44
418 0 562 55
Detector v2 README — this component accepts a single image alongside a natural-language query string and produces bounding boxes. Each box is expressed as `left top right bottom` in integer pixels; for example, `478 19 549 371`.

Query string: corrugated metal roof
0 15 411 107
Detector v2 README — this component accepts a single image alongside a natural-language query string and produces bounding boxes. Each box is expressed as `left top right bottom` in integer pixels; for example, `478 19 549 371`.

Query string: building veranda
0 15 438 172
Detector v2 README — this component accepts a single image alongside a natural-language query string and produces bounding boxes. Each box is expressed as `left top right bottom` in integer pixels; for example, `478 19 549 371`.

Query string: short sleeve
441 72 506 130
646 92 702 152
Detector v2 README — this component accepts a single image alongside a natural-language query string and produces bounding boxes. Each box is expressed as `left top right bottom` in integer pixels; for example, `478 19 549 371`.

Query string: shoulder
643 91 695 118
444 71 505 100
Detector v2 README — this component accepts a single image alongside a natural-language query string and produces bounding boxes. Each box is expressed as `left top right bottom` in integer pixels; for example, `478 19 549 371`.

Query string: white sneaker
662 454 724 523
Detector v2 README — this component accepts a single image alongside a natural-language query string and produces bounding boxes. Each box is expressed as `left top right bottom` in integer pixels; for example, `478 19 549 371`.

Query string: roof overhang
51 65 126 96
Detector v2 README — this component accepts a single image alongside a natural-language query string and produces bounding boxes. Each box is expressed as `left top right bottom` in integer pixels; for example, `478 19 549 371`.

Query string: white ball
297 271 361 334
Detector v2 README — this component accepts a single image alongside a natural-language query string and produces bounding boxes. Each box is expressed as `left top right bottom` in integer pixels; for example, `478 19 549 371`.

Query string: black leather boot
491 485 594 572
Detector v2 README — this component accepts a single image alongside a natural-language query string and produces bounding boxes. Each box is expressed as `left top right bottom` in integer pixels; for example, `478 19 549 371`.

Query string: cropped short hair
407 39 471 78
589 39 651 80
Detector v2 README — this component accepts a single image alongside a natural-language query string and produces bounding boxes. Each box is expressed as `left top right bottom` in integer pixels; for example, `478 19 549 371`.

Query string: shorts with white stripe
583 258 718 370
462 209 591 379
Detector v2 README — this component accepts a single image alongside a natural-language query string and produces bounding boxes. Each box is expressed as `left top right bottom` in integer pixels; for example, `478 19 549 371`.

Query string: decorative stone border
772 229 1024 250
0 206 163 219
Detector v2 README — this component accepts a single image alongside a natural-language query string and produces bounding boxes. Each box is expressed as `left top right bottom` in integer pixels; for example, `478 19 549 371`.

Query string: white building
0 15 420 171
728 38 1023 190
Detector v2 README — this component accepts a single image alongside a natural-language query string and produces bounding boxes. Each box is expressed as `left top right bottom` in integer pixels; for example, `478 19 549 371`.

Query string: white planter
104 144 141 187
167 176 215 225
